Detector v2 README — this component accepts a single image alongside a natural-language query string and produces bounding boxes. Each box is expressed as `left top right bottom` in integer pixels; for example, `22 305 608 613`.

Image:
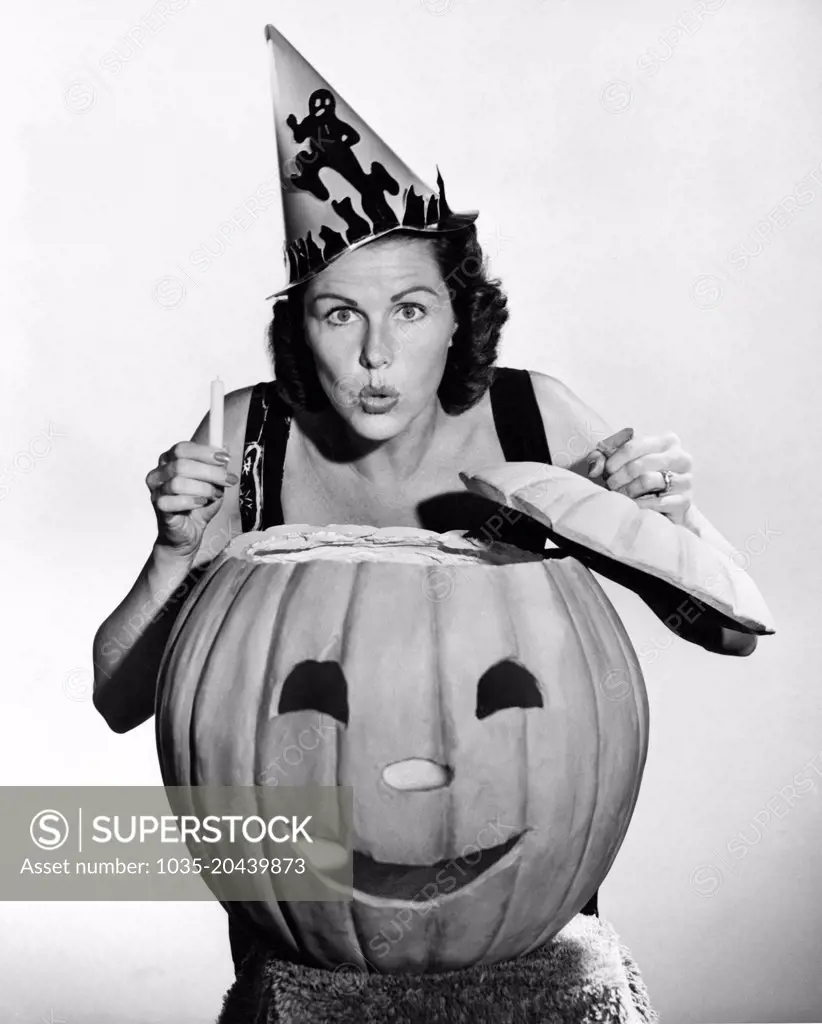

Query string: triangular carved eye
476 660 543 720
279 660 349 726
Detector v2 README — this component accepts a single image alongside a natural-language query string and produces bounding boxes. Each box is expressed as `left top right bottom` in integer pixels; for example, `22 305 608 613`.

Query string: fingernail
225 472 239 486
213 451 230 464
587 452 603 477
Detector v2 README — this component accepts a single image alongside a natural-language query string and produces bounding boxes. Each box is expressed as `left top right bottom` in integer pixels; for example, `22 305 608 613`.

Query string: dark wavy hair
266 225 509 415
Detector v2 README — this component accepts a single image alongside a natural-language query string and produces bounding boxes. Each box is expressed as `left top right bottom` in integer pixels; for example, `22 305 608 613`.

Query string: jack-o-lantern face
157 525 649 972
276 657 542 900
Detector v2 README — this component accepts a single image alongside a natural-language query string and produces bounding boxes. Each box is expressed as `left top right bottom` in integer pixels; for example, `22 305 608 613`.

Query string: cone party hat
264 24 478 298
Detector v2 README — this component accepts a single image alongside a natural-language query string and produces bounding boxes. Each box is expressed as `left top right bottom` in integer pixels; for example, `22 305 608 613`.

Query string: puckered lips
360 383 399 398
358 382 400 413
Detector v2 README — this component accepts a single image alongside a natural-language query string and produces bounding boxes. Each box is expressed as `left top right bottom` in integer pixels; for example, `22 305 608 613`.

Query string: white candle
209 377 225 449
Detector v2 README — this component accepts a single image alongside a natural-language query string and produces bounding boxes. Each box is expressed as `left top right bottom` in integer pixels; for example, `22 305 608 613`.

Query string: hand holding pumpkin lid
459 462 776 635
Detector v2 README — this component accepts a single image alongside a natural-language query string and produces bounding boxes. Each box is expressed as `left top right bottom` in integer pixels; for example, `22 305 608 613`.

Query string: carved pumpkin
156 524 649 972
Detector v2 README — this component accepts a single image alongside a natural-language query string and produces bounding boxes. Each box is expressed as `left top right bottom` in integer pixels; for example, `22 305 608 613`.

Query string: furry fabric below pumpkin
216 913 658 1024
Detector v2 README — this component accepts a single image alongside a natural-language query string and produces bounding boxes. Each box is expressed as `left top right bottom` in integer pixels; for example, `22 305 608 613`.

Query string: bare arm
92 388 251 733
530 371 758 656
681 502 743 562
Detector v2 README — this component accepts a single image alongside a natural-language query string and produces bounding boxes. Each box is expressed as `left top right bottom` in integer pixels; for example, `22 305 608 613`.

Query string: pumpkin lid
460 463 776 635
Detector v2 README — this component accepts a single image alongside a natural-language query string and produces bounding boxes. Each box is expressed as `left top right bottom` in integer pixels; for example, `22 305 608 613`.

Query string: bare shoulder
526 370 615 468
188 383 261 568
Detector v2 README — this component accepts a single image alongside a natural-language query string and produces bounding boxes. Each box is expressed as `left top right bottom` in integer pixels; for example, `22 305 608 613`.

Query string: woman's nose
359 320 395 369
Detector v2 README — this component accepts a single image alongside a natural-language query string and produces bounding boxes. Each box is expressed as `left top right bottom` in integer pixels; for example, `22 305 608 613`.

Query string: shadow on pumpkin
417 489 554 553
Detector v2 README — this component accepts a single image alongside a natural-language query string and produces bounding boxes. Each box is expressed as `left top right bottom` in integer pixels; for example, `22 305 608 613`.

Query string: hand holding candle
144 378 237 559
209 377 225 450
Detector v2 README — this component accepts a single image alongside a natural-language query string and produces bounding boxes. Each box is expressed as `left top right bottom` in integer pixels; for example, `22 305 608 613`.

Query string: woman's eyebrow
311 292 358 305
312 286 439 305
390 285 439 301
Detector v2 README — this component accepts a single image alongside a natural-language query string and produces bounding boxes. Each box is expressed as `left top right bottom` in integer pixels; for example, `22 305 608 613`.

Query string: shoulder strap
239 381 292 532
489 366 552 464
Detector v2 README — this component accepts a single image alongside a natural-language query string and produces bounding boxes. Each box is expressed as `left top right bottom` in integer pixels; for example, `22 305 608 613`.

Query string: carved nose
382 758 452 792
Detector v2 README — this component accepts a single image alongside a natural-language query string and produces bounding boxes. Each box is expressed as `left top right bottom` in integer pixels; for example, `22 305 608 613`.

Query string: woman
92 21 757 997
92 218 756 968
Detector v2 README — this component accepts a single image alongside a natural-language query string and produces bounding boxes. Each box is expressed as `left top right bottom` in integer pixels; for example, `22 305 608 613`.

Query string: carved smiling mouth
351 831 525 900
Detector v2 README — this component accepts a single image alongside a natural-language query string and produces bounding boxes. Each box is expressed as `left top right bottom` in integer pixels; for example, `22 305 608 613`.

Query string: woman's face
302 235 456 441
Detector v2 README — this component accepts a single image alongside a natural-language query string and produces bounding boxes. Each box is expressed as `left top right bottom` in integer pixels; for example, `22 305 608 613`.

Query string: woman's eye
325 307 358 326
395 303 425 322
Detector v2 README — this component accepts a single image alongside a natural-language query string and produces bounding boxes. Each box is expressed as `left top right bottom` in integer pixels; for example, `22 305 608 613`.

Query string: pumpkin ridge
539 562 603 939
341 559 369 802
155 559 234 780
252 565 333 957
191 562 260 785
554 561 647 932
432 574 451 872
563 566 622 918
474 567 530 964
584 570 649 883
260 562 303 777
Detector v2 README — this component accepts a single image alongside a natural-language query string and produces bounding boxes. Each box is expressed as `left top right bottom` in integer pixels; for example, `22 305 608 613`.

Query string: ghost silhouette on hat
264 24 478 298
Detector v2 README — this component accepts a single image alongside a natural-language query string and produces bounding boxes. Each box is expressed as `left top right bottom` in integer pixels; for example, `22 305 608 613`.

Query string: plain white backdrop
2 0 821 1021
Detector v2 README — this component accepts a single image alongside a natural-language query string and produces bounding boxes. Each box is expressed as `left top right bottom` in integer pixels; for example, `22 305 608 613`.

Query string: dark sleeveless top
240 365 552 543
229 365 598 975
